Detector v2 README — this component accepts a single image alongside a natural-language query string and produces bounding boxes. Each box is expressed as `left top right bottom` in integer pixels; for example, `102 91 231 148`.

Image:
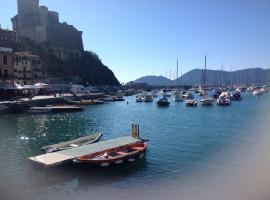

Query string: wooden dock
29 136 141 167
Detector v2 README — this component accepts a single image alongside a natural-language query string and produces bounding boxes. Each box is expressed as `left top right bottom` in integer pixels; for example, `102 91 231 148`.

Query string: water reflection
0 94 270 200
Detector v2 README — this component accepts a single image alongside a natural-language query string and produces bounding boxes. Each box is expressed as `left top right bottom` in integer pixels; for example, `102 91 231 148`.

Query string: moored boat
156 97 170 107
136 96 143 102
185 100 198 107
27 107 53 114
80 99 105 105
113 96 125 101
217 92 231 105
182 92 194 100
230 89 242 100
200 98 214 106
27 105 83 113
173 92 183 102
143 94 153 102
73 142 147 167
42 132 102 153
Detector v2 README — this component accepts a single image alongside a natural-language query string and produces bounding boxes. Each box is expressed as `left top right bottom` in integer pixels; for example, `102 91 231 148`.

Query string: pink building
0 47 14 85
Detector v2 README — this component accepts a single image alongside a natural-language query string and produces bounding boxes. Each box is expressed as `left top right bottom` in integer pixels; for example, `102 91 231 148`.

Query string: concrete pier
29 136 142 167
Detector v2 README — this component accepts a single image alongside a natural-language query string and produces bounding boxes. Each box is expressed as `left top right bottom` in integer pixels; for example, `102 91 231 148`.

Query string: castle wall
17 0 39 15
46 24 83 51
12 0 84 61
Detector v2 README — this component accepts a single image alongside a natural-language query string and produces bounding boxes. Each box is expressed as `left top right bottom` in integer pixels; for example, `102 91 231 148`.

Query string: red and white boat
74 142 147 167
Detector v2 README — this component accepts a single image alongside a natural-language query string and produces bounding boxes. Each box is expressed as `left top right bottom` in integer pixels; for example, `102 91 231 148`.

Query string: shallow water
0 93 269 200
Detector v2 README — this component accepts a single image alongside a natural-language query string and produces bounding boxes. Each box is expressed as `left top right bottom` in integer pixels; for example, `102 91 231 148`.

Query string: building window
4 69 8 78
3 55 8 65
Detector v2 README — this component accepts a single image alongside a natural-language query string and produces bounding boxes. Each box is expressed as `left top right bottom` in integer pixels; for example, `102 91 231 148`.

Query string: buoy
128 158 135 162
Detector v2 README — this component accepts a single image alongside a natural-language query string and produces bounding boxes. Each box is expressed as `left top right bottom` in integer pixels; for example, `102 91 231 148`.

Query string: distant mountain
132 76 173 86
131 68 270 86
176 68 270 86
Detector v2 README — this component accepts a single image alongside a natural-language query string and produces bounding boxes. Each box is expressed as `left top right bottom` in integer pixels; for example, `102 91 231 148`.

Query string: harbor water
0 93 270 200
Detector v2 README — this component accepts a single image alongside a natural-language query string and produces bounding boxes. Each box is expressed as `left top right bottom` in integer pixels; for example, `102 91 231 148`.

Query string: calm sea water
0 93 270 200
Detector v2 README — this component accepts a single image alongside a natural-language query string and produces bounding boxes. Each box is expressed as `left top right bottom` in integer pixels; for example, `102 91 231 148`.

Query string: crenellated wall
12 0 84 61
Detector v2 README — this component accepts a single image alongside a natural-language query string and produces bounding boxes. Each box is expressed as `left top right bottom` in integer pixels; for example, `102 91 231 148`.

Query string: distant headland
129 68 270 87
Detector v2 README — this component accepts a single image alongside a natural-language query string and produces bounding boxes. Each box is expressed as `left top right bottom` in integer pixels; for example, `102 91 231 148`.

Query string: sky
1 0 270 83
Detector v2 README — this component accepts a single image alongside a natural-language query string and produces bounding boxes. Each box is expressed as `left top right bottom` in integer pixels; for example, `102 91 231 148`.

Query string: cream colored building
14 51 43 85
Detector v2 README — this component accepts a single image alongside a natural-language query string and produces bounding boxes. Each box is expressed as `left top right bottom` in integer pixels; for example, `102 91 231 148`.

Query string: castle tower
12 0 84 60
17 0 40 28
17 0 39 15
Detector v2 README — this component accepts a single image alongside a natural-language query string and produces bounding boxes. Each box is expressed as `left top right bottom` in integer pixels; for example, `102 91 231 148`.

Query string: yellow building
14 51 43 85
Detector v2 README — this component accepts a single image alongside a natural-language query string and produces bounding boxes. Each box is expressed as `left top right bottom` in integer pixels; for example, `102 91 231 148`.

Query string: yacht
230 88 242 100
217 92 231 105
200 98 214 106
185 100 198 107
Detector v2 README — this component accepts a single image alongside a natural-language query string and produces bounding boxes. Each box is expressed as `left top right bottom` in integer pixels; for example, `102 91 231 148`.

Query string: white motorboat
182 92 194 100
173 93 183 102
143 94 154 102
217 92 231 105
200 98 214 106
185 100 198 107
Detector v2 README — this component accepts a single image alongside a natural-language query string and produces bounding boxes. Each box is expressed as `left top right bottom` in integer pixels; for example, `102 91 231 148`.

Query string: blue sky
1 0 270 82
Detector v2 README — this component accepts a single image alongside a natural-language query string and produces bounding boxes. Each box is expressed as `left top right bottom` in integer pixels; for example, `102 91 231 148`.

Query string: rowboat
73 142 147 167
41 132 102 153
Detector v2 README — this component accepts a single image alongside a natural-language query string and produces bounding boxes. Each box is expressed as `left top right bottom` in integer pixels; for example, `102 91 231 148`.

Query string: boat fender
73 159 82 164
115 160 124 165
128 158 136 163
101 163 110 167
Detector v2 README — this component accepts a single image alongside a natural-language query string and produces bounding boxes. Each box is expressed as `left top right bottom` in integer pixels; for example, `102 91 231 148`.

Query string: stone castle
11 0 84 61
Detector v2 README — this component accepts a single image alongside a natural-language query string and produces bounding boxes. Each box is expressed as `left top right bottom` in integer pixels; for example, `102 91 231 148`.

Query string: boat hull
42 132 102 153
75 143 147 167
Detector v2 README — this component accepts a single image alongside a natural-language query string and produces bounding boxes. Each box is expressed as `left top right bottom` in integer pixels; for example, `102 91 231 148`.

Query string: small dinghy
41 132 102 153
74 142 147 167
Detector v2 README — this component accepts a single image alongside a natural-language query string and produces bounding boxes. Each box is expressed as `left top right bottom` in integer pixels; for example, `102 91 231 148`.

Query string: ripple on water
0 93 269 200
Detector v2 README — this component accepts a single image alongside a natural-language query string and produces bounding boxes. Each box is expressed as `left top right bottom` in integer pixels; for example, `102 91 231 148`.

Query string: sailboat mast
221 65 224 88
176 59 179 87
230 66 233 88
204 54 207 88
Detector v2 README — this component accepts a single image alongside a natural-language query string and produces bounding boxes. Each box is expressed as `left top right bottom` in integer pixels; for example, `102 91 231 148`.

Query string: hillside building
14 51 43 85
0 47 14 85
0 28 17 49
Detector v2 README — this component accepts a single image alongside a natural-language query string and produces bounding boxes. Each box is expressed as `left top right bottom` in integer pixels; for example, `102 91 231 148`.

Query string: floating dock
29 136 141 167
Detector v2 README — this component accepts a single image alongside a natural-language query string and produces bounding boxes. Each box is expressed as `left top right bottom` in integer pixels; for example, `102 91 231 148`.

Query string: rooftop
0 47 13 53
